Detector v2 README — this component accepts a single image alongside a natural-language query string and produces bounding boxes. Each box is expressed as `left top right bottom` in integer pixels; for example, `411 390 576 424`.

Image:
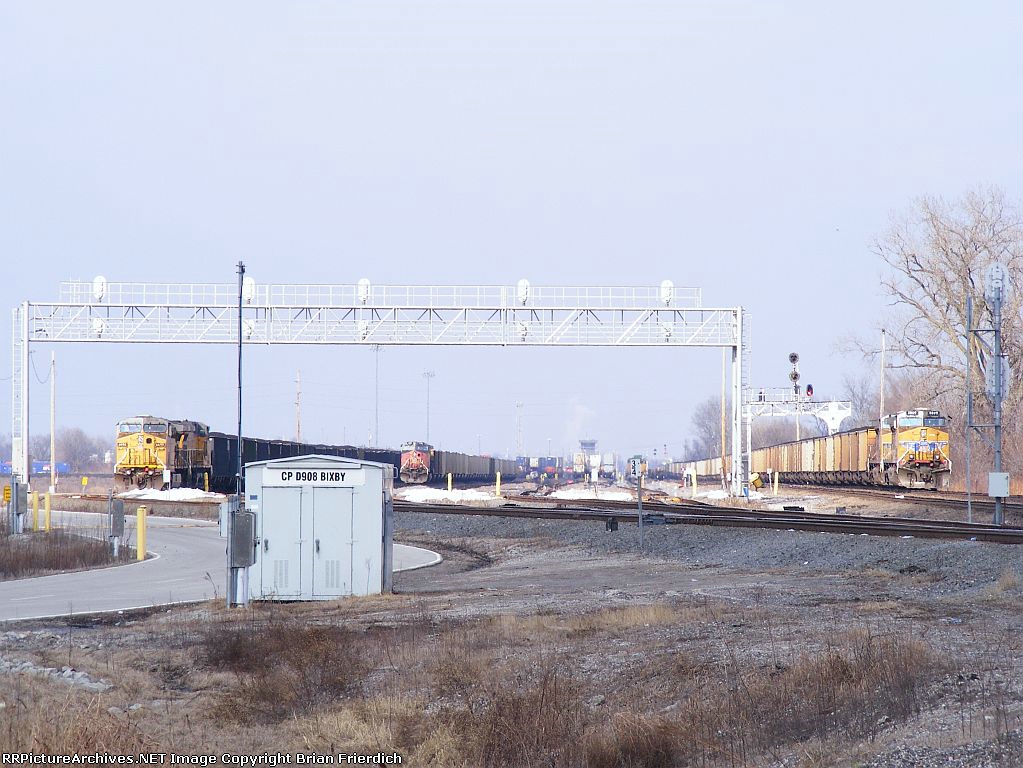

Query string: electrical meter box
243 455 394 600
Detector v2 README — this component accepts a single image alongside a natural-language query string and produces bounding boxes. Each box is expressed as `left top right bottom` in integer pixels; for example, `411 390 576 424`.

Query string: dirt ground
2 483 1022 766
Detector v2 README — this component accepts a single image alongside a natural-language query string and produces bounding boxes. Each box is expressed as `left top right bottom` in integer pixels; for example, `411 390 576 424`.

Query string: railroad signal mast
966 263 1011 525
789 352 801 441
745 352 852 439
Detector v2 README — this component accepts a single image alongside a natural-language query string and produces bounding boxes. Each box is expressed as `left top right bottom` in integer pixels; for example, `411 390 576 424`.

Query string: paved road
0 510 439 622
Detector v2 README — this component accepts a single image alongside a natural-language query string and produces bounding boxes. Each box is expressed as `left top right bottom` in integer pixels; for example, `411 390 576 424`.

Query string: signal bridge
746 387 852 435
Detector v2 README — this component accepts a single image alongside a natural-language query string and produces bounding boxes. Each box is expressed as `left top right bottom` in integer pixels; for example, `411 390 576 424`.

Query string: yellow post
447 472 452 492
204 474 209 492
136 506 147 561
44 493 51 532
691 469 697 494
31 492 39 531
773 470 779 496
495 471 501 497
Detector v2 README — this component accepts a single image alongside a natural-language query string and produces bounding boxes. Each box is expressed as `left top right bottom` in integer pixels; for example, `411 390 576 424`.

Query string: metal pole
879 329 886 481
374 345 380 447
731 309 744 496
228 261 245 608
720 347 727 489
423 371 435 442
516 401 523 456
637 470 644 547
993 288 1004 526
295 370 301 442
965 301 973 522
49 352 56 493
19 302 30 489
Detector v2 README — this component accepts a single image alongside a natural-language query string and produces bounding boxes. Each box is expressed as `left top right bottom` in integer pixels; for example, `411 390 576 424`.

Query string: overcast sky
2 2 1021 460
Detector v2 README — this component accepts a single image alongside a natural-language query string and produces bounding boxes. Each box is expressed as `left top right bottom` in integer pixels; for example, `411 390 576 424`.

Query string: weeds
0 527 133 579
201 618 367 722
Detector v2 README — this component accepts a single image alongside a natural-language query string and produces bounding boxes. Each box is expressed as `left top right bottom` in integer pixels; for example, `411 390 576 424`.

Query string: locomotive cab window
923 417 947 427
119 423 142 433
143 423 168 433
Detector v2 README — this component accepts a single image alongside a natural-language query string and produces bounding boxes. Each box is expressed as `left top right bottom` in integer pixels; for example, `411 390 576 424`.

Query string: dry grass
199 616 368 723
584 629 947 766
0 685 152 754
0 596 961 765
981 567 1021 603
0 527 134 579
995 567 1019 592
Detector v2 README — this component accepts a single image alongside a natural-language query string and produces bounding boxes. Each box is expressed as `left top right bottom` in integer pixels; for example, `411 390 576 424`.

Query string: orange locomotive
399 441 432 484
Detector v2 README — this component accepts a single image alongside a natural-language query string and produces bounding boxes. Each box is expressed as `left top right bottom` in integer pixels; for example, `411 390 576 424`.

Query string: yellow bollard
774 470 779 496
31 492 39 531
495 471 501 497
204 473 209 493
136 506 147 561
691 469 698 494
44 493 51 532
447 472 453 492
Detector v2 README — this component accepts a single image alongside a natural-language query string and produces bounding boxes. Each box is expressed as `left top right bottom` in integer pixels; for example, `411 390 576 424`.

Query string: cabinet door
259 486 303 598
311 487 354 597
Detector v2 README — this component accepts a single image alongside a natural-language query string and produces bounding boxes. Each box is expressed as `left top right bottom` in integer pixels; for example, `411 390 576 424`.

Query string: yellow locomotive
113 416 213 491
686 408 952 491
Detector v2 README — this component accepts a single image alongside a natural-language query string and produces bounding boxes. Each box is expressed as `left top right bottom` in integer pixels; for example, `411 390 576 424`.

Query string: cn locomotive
399 440 519 484
686 408 952 491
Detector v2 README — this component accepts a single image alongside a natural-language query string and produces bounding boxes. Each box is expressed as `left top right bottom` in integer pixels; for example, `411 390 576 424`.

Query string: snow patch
117 488 226 502
550 487 633 501
697 490 730 500
397 487 496 504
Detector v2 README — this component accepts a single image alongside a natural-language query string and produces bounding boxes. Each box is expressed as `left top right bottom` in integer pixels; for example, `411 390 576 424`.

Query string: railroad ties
393 495 1023 545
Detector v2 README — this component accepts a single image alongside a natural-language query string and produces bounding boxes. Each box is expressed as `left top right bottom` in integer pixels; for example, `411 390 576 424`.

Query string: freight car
208 432 400 493
114 416 212 490
399 440 519 484
688 408 951 491
118 415 519 493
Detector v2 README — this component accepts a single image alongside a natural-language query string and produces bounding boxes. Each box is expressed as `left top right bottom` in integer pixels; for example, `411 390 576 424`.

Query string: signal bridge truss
746 387 852 435
12 279 751 495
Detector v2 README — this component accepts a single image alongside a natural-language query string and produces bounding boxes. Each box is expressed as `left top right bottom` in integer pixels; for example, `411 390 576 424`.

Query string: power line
29 351 51 384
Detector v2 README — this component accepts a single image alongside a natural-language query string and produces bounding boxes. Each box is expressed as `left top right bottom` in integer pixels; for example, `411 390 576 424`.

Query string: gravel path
396 504 1023 598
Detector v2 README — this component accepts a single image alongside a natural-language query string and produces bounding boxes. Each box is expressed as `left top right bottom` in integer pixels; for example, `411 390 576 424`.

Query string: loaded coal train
682 408 952 491
399 442 517 484
113 415 518 493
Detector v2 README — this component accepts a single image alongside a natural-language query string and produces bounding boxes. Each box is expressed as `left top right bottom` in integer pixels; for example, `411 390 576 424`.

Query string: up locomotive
114 416 212 490
687 408 952 491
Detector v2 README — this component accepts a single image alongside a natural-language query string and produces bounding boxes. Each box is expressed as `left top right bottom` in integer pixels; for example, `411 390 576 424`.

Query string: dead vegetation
0 524 134 580
0 599 964 765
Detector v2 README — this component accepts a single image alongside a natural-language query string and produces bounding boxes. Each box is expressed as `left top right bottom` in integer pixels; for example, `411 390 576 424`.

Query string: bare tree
57 428 101 472
28 434 51 467
685 396 731 460
875 186 1023 407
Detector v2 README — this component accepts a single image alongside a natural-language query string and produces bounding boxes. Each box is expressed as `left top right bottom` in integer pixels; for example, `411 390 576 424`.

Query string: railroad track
62 489 1023 544
393 498 1023 544
782 484 1023 518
